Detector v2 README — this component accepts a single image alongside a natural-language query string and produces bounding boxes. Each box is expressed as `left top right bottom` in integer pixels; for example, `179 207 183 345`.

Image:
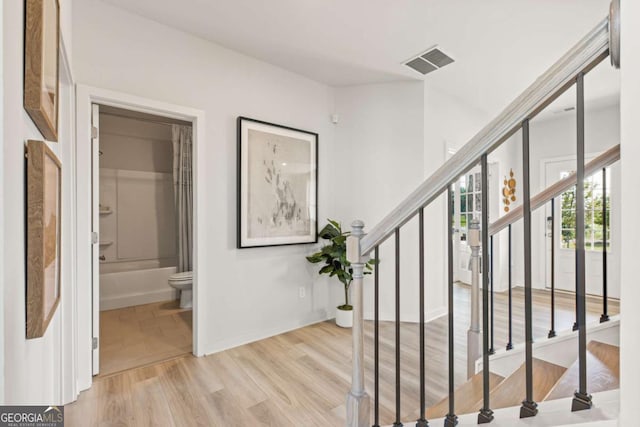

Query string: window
456 172 482 242
560 169 610 251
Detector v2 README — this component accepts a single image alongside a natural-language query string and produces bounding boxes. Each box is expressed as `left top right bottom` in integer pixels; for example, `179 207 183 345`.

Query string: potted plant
306 220 377 328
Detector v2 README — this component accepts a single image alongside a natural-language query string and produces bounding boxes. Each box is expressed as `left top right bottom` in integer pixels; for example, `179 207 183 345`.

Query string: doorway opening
93 105 194 376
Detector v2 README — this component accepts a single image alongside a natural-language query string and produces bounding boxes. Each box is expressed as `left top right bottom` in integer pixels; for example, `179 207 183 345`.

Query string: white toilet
168 271 193 309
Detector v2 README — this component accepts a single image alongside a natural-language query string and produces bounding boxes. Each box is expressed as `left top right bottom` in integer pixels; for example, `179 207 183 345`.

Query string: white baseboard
100 288 178 311
203 310 330 356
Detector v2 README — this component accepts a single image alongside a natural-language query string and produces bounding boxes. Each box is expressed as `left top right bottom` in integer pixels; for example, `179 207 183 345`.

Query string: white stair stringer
386 389 619 427
477 316 619 378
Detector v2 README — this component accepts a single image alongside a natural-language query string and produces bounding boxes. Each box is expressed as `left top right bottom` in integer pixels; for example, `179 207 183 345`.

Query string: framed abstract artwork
24 0 60 142
26 140 62 339
237 117 318 248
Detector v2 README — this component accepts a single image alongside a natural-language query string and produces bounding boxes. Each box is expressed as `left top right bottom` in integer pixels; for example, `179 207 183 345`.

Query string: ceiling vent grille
404 47 454 76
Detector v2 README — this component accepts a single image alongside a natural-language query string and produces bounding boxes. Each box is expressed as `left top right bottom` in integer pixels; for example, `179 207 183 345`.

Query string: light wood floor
67 285 618 426
99 300 192 376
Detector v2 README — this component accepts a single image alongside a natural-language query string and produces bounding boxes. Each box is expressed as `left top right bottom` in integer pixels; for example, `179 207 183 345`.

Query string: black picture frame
237 117 318 248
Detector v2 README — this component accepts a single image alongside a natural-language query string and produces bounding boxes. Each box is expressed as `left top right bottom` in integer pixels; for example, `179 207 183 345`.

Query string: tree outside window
560 169 610 251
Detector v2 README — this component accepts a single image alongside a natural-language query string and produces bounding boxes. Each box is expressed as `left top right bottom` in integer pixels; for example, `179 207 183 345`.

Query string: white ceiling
101 0 619 116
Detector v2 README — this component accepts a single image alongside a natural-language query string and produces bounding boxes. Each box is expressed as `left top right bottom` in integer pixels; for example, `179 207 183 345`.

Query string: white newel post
467 218 482 378
346 220 370 427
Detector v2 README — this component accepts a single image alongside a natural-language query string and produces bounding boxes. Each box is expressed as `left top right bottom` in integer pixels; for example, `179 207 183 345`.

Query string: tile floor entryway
99 300 192 376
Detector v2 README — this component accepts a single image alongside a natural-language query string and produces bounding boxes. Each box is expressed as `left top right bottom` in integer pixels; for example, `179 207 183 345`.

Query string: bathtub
100 263 178 310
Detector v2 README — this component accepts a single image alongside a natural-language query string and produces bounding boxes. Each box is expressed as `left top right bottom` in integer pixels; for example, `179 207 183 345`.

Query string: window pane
557 169 612 252
562 229 575 249
475 193 481 213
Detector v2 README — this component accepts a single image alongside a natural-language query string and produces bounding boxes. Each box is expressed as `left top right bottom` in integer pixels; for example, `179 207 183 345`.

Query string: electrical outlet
299 287 306 298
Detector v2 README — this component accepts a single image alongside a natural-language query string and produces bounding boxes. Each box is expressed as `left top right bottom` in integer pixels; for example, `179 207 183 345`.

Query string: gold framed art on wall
26 140 62 339
24 0 60 142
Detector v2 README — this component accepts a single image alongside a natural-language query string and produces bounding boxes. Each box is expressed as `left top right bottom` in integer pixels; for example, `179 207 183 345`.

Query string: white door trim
59 34 78 405
90 104 100 375
75 85 205 392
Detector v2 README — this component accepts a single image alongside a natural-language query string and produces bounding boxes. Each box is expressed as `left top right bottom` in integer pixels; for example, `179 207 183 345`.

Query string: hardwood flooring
67 284 618 426
99 300 192 376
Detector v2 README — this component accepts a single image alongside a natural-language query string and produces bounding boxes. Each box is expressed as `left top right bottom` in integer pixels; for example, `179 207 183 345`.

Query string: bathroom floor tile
99 300 192 376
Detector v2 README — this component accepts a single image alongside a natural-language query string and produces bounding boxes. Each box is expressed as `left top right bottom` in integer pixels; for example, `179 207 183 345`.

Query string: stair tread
586 340 619 377
426 371 504 419
544 341 619 401
489 358 566 410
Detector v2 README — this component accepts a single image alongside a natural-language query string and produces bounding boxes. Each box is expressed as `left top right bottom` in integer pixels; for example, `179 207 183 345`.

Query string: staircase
345 2 622 426
427 340 619 420
545 341 619 402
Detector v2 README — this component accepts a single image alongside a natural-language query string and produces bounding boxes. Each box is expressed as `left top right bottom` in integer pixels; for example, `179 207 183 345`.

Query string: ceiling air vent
404 47 454 76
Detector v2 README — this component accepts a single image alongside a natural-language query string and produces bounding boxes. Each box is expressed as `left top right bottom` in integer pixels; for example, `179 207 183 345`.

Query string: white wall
619 0 640 424
99 115 176 269
99 114 173 173
0 1 4 404
328 81 492 323
2 0 75 404
424 85 490 164
73 0 336 361
424 85 491 311
331 81 427 322
489 134 521 293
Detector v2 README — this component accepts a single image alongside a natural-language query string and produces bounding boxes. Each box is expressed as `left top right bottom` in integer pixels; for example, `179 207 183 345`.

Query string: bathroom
97 105 193 375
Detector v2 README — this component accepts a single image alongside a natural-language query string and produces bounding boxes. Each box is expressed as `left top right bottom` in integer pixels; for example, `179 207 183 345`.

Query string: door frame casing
75 85 205 392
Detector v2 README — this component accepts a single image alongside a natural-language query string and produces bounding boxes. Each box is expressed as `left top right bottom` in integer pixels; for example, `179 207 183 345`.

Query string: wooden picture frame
237 117 318 248
24 0 60 142
26 140 62 339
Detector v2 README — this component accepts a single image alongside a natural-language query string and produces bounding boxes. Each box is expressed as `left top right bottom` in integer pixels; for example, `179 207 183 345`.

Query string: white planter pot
335 307 353 328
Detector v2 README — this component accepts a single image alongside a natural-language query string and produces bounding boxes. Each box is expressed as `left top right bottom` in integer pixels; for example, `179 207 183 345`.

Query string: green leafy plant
306 219 377 310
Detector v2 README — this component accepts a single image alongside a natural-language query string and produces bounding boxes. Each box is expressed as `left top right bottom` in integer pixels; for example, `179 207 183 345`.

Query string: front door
544 158 619 298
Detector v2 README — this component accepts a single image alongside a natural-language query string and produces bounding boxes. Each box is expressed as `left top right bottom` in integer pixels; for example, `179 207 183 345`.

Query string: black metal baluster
417 209 428 427
478 154 494 424
445 187 458 427
572 185 579 332
394 228 403 427
572 72 593 412
572 275 579 331
374 245 380 427
489 235 495 355
600 168 609 323
520 119 538 418
549 198 557 338
506 224 513 350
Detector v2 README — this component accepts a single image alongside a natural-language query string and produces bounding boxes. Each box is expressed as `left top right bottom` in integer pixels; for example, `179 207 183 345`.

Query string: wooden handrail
489 144 620 236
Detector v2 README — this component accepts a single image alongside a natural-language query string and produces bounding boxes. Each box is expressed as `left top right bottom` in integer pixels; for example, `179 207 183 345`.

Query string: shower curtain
172 125 193 273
